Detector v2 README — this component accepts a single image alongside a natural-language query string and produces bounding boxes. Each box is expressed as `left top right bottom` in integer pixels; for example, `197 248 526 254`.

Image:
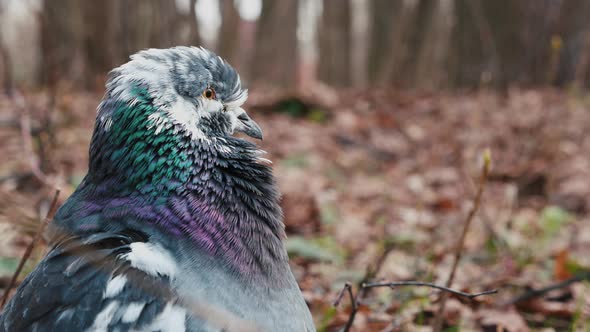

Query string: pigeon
0 47 315 332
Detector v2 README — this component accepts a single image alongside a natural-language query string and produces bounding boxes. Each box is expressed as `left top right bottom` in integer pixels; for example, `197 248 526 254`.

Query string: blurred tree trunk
481 1 530 87
370 0 564 88
217 0 241 65
350 0 370 87
397 0 438 87
83 0 180 88
252 0 298 89
448 0 560 88
368 0 399 84
153 0 180 48
121 1 156 54
414 0 455 89
37 0 590 90
40 0 86 87
520 0 562 85
0 32 12 94
41 0 191 89
448 0 493 87
369 0 421 86
555 0 590 87
186 0 200 45
81 0 120 88
0 3 12 94
318 0 351 87
127 0 179 49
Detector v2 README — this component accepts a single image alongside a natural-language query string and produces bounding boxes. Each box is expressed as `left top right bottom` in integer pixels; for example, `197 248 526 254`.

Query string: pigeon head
71 47 287 281
89 47 267 192
99 46 261 142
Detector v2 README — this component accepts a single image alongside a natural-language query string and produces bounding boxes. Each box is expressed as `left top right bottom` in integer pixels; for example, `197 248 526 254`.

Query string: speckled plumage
0 47 315 332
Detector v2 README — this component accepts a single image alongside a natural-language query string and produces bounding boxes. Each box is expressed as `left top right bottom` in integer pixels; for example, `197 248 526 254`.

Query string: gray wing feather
0 230 182 332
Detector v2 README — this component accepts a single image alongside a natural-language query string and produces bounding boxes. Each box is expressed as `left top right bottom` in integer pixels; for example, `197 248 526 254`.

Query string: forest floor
0 88 589 331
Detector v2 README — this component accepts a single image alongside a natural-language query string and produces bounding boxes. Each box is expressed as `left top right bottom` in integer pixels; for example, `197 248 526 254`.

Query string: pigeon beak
235 108 263 140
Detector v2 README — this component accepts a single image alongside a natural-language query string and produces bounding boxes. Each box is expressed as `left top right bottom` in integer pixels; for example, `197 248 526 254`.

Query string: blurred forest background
1 0 590 331
4 0 590 90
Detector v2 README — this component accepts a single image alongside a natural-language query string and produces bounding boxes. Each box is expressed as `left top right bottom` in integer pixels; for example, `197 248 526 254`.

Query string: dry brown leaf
477 308 530 332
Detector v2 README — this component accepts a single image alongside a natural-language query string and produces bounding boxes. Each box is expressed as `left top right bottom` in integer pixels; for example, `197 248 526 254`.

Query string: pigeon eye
203 88 216 100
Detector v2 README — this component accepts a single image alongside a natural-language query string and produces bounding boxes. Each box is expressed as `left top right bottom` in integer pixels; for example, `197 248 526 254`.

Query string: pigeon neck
179 139 290 281
85 96 289 282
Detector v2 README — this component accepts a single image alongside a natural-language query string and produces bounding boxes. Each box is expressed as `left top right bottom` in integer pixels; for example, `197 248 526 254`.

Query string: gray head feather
99 46 255 142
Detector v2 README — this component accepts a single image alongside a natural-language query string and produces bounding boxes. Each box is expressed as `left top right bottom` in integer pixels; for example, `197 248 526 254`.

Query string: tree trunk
0 3 13 94
217 0 241 65
369 0 421 86
40 0 86 87
81 0 120 88
40 0 195 90
350 0 370 87
252 0 299 89
555 0 590 87
187 0 200 46
414 0 455 89
0 33 12 94
519 0 562 85
368 0 398 84
318 0 351 87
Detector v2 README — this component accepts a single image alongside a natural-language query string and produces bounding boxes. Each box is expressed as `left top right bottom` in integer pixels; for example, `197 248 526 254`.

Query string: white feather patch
90 301 119 332
225 89 248 109
254 149 272 164
143 303 186 332
122 242 178 278
122 302 146 323
104 275 127 298
217 144 231 153
167 98 209 141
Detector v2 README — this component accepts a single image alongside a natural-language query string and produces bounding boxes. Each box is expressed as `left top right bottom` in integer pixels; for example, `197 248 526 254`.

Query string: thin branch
433 150 491 332
337 231 396 331
335 282 364 332
363 281 498 299
504 272 590 305
333 282 355 308
334 279 497 332
364 236 396 283
334 152 493 332
1 189 60 309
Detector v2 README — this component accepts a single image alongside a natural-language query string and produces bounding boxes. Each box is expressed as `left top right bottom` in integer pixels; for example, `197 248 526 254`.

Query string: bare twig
336 229 397 331
364 281 497 299
504 272 590 305
432 150 491 332
333 282 355 308
334 152 493 332
364 237 396 282
1 189 60 309
334 279 497 332
335 282 365 332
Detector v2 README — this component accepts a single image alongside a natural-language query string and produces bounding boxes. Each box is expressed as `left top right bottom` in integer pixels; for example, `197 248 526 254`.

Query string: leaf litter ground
0 88 589 331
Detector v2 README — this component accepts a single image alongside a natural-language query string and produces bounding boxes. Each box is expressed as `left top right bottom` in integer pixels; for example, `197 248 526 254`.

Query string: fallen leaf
477 308 530 332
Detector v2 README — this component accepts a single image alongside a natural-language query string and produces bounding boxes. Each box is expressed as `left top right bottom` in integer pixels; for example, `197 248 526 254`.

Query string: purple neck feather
65 134 289 284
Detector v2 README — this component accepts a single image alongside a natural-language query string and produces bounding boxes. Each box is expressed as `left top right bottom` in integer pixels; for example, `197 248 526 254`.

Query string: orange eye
203 88 216 99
